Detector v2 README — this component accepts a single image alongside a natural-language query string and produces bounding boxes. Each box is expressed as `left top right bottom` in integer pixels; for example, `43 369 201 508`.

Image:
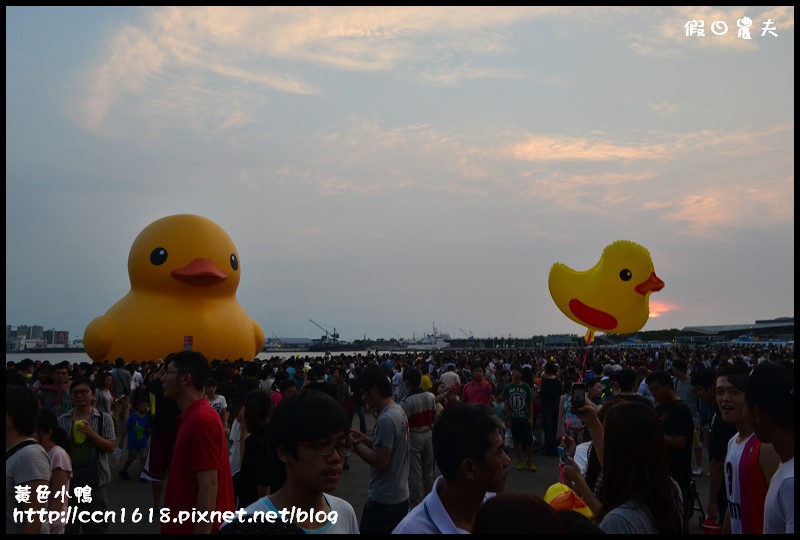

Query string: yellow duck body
548 240 664 335
84 214 265 362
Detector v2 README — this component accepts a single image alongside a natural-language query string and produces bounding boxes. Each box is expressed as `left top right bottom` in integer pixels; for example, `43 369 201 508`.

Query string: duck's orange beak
171 258 227 285
635 272 665 295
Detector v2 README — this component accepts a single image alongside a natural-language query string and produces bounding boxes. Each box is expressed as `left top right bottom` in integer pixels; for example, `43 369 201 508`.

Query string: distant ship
308 339 364 353
16 346 86 354
404 324 451 351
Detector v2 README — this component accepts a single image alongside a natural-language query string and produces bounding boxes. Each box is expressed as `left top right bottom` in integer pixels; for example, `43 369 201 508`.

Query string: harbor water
5 350 372 366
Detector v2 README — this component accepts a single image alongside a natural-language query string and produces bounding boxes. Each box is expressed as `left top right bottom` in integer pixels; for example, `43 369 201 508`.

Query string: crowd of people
6 341 794 534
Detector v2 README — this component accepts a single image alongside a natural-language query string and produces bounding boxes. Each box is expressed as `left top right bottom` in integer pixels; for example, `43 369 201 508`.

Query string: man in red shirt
461 364 494 408
161 350 235 534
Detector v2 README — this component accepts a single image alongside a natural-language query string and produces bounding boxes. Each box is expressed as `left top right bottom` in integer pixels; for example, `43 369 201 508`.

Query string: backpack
5 439 37 460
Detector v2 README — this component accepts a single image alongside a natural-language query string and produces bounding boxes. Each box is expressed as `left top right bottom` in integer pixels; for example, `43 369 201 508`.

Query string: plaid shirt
57 408 116 486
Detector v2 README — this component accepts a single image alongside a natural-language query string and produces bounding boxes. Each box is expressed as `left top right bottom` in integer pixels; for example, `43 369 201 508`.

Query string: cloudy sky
6 6 794 343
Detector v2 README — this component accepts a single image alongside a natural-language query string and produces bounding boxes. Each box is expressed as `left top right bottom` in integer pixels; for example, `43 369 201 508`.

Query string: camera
556 446 569 464
570 382 586 412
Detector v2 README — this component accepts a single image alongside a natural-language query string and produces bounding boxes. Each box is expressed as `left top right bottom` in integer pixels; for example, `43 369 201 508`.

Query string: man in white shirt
393 403 510 533
742 362 794 534
391 363 406 402
130 363 144 393
439 364 461 391
636 366 656 406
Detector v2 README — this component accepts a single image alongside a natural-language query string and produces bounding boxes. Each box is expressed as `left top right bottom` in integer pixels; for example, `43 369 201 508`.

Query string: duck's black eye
230 254 239 271
150 248 168 266
619 269 632 281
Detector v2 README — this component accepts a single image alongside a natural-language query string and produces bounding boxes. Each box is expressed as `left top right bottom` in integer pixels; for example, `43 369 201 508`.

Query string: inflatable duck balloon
548 240 664 339
543 482 594 518
84 214 265 362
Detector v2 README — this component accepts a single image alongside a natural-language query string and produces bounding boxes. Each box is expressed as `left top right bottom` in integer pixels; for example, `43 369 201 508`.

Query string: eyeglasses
71 388 91 396
298 440 354 457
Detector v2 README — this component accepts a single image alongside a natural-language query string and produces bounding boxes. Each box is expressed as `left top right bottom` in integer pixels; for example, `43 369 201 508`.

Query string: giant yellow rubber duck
548 240 664 341
84 214 265 362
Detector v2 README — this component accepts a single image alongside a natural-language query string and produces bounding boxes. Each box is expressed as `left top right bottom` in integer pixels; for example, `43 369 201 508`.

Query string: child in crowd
493 388 512 450
493 388 506 422
204 378 230 437
118 396 152 482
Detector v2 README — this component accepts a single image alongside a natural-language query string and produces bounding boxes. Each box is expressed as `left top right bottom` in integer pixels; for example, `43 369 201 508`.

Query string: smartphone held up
570 382 586 412
556 446 569 464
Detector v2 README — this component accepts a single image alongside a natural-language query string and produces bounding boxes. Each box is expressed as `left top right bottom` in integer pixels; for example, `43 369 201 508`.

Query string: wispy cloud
67 6 580 139
69 6 793 140
417 65 532 87
649 101 678 117
264 118 795 221
509 124 792 165
662 178 794 238
509 135 670 162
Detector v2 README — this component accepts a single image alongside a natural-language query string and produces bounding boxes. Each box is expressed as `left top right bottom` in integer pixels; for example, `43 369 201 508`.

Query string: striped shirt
400 388 436 432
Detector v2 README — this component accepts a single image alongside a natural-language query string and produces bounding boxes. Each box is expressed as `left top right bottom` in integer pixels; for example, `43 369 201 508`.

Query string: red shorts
141 431 177 481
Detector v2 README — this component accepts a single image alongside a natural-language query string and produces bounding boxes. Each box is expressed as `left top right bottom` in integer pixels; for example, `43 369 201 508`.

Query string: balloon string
578 329 595 382
559 431 569 483
579 347 588 382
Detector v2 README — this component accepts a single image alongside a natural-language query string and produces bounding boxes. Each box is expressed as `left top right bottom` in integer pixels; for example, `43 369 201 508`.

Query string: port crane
309 319 339 343
459 328 474 338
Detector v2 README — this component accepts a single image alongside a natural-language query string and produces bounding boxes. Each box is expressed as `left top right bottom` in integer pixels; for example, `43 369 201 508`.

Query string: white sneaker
692 466 704 476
